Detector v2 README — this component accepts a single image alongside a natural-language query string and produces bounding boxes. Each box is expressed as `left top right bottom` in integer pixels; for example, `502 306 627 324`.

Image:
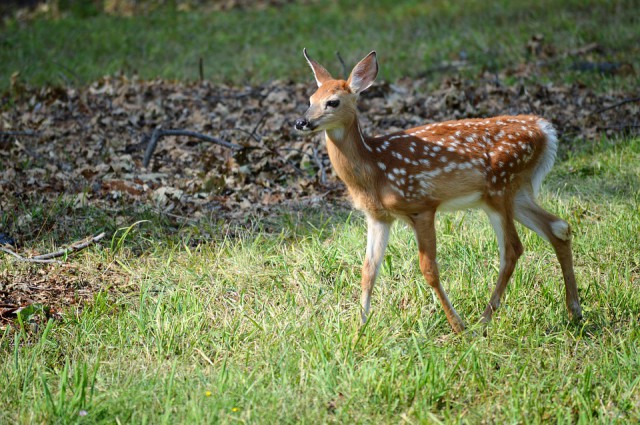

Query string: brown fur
298 50 582 332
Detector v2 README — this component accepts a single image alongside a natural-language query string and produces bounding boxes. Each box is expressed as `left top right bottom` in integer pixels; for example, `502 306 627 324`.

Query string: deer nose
295 118 309 131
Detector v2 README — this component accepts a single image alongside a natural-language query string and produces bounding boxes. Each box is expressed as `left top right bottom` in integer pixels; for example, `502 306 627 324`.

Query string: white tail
295 49 582 332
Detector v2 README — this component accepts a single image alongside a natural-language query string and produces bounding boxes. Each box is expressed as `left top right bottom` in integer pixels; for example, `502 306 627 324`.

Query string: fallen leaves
0 262 128 328
1 70 638 326
2 73 638 233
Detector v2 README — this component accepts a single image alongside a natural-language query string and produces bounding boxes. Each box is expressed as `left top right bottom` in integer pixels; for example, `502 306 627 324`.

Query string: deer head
295 49 378 134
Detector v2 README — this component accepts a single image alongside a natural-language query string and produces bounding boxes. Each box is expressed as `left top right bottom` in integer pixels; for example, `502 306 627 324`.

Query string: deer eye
326 99 340 108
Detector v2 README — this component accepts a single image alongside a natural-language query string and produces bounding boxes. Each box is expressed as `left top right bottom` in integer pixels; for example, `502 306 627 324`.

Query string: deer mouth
294 118 318 132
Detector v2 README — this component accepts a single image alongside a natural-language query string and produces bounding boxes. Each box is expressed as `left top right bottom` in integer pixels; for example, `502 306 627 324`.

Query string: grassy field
1 0 640 423
1 0 639 90
1 138 639 423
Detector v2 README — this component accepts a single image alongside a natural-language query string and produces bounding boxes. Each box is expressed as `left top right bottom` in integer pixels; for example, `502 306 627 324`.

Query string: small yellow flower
205 391 212 397
232 407 240 412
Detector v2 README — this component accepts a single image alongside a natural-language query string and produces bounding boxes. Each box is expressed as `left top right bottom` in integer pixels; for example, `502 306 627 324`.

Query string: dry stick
0 131 41 145
247 112 269 144
0 131 40 137
598 124 640 131
143 129 242 167
0 232 106 264
266 147 306 176
336 51 348 78
312 145 327 184
226 128 262 143
593 97 640 115
34 232 107 260
0 249 58 264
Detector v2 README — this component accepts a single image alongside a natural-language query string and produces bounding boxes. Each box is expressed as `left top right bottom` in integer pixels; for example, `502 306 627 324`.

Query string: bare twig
597 124 640 131
265 147 305 176
143 129 242 167
13 139 43 161
534 43 601 67
592 97 640 115
0 130 40 137
53 59 81 83
0 247 32 261
224 128 262 143
0 247 58 263
0 232 106 264
35 232 106 260
336 51 348 78
312 145 327 184
247 112 269 144
0 131 41 146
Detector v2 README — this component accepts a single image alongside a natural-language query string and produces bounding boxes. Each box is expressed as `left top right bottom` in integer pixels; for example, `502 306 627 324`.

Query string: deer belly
438 192 483 211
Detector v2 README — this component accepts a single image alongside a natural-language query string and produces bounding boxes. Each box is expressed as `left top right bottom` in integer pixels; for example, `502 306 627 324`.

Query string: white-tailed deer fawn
295 49 582 333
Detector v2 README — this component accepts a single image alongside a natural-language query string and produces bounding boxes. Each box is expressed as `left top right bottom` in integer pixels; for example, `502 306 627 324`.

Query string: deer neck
325 116 376 190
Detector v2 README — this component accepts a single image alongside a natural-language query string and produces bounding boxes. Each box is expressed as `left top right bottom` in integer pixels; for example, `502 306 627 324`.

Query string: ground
0 1 639 423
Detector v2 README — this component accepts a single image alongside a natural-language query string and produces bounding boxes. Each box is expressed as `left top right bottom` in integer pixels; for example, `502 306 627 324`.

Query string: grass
1 137 639 423
1 0 639 90
1 0 639 422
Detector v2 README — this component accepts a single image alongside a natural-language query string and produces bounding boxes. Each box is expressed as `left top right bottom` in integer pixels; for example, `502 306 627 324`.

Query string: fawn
295 49 582 332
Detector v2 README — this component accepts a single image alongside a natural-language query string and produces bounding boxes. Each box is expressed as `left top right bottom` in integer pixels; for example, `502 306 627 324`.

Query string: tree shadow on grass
0 195 358 327
0 193 358 260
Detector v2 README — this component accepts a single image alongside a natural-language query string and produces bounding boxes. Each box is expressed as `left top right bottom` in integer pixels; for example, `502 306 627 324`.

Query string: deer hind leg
360 214 392 324
412 211 465 333
513 190 582 321
481 203 524 323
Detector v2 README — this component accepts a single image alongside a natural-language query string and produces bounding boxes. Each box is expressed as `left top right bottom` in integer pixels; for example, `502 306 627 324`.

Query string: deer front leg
360 215 392 324
412 211 466 333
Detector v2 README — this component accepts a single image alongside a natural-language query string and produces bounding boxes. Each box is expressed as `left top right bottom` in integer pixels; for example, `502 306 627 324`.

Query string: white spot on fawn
551 220 571 241
444 163 457 173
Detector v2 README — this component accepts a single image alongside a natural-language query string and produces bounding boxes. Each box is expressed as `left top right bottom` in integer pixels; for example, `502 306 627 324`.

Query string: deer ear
347 51 378 94
303 48 333 87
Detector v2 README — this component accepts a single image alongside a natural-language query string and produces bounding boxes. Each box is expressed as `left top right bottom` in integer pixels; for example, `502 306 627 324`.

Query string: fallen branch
143 129 242 167
0 232 106 264
592 97 640 115
0 130 41 144
0 130 40 137
225 128 261 143
312 145 327 184
251 111 269 141
336 51 348 78
597 124 640 131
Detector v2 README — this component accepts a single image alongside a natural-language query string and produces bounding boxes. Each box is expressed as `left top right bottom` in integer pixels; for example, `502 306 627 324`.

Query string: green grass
1 137 638 423
1 0 639 90
1 1 639 422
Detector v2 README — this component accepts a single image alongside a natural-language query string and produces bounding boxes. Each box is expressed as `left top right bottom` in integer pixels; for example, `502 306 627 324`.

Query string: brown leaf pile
0 263 127 327
2 74 638 227
0 73 638 326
